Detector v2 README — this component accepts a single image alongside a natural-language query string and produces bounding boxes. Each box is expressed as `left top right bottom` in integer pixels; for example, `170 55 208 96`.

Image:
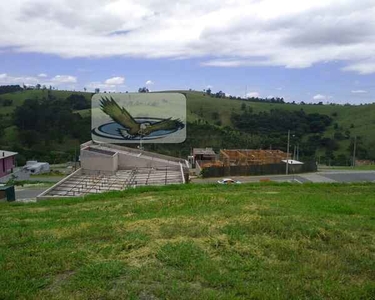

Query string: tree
67 94 89 110
215 91 225 98
206 88 212 95
138 87 149 93
95 88 100 94
0 85 25 95
19 130 40 148
0 99 13 107
333 131 345 140
36 84 41 90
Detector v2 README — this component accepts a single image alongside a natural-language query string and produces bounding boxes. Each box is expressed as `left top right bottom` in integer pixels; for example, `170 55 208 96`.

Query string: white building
24 161 50 174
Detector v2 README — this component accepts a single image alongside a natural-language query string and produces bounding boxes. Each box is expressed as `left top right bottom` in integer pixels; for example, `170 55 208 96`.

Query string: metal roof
193 148 216 155
0 150 18 159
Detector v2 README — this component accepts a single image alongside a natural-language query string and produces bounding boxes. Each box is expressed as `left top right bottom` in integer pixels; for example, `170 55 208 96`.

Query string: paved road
28 176 65 182
15 187 48 202
319 171 375 183
192 170 375 184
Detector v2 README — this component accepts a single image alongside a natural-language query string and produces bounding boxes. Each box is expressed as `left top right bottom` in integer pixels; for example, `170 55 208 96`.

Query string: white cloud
351 90 367 94
313 94 332 101
247 92 260 98
105 76 125 85
0 73 79 88
0 1 374 74
38 73 47 77
0 73 39 85
87 77 126 92
145 80 154 85
51 75 77 83
342 61 375 75
86 82 117 92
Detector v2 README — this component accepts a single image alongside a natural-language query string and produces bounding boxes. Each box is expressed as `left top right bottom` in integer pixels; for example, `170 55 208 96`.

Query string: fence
198 161 317 178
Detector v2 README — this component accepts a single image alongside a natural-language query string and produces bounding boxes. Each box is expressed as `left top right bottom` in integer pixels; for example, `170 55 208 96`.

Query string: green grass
0 90 91 117
1 183 375 299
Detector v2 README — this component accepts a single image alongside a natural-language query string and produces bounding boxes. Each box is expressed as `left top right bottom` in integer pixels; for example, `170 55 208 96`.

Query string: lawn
1 183 375 299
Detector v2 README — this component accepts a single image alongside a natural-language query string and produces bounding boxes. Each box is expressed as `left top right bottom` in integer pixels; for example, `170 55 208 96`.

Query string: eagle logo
99 97 184 140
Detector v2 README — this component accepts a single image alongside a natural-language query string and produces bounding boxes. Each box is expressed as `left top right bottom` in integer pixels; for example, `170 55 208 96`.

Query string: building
189 148 216 167
192 148 216 161
0 150 17 180
24 161 50 174
38 141 189 199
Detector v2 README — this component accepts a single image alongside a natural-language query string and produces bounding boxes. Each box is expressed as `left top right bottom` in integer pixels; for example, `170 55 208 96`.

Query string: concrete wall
79 141 189 179
105 143 187 164
80 149 118 175
117 152 179 169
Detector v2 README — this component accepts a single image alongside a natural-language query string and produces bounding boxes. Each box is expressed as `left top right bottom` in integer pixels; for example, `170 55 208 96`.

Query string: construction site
191 148 316 177
192 149 288 168
37 141 189 200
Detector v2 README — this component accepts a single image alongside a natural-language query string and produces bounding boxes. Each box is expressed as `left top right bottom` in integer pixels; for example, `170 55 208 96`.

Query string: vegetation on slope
1 183 375 299
0 89 92 164
1 86 374 165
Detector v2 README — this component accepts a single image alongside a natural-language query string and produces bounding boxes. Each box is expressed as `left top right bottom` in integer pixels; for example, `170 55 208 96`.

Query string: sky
0 0 375 104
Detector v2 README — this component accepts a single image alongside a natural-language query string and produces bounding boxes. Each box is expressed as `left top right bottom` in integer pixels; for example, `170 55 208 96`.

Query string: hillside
1 183 375 299
1 88 375 164
184 91 375 159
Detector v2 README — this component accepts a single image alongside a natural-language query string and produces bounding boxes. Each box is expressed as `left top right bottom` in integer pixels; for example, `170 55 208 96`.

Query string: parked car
217 178 241 184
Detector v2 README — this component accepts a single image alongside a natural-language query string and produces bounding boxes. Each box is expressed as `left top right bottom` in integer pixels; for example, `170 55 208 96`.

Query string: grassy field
0 90 91 116
1 183 375 299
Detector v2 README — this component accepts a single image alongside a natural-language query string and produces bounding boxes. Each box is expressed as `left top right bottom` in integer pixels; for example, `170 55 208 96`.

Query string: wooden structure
219 149 288 166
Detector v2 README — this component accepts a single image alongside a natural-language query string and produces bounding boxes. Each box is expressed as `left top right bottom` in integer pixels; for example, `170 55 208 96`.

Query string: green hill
1 183 375 299
1 88 374 164
183 91 375 161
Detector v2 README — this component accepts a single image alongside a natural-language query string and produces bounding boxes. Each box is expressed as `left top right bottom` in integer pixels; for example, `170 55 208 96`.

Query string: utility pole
352 136 357 168
298 144 300 161
286 130 290 175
